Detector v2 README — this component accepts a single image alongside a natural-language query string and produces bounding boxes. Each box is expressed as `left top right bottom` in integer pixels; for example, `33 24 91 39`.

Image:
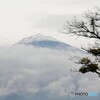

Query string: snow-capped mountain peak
15 33 82 53
31 33 57 41
17 33 57 44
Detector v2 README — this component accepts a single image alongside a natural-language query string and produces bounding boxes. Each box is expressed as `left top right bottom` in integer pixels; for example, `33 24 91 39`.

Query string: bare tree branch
63 8 100 39
62 7 100 77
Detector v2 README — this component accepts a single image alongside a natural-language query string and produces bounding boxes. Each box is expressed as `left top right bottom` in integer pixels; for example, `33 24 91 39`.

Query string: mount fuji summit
15 33 81 52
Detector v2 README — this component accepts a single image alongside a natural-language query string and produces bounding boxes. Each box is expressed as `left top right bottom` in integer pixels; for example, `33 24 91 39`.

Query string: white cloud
43 76 76 96
0 46 99 100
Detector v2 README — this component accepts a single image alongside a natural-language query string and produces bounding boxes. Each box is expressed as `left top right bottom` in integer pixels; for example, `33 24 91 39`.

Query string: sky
0 0 100 47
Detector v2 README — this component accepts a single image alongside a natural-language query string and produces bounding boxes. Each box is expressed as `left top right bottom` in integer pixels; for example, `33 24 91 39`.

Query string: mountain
15 33 82 52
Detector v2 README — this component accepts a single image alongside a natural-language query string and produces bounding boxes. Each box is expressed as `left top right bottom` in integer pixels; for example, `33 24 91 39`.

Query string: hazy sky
0 0 100 47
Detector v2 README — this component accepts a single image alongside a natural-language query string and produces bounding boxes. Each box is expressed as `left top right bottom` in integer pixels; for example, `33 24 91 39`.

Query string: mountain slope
15 33 82 52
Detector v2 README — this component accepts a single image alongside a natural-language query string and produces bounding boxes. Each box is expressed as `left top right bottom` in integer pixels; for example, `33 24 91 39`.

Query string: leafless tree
63 7 100 77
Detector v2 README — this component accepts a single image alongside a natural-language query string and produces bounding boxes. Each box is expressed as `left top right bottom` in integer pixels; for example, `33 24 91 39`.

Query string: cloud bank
0 46 99 100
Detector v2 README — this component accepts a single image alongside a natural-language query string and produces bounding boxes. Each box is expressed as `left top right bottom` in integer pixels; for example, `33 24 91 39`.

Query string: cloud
0 46 99 100
43 76 76 96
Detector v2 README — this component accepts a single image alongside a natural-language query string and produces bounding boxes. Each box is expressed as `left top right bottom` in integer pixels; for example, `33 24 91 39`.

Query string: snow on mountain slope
15 33 82 53
18 33 57 43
